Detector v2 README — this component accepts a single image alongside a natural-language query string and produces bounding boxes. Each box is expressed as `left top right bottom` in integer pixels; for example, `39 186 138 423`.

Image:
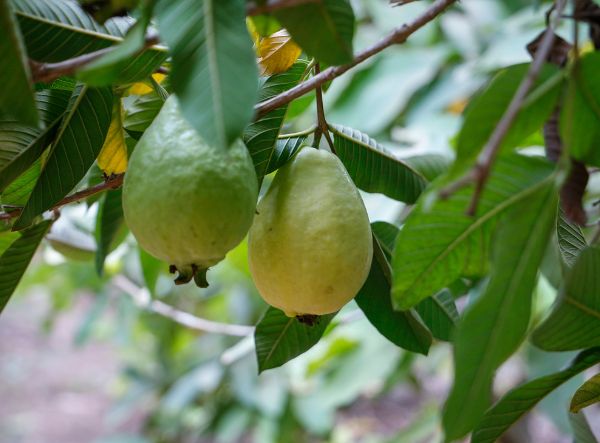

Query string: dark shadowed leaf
78 5 167 86
0 220 51 314
13 0 166 85
95 188 124 275
0 0 38 126
330 125 427 204
455 63 562 167
244 60 308 184
532 246 600 351
370 221 458 342
14 85 113 230
443 176 558 440
571 373 600 413
155 0 258 149
560 52 600 167
273 0 354 66
354 236 432 355
392 154 555 310
470 348 600 443
254 307 336 373
0 89 71 193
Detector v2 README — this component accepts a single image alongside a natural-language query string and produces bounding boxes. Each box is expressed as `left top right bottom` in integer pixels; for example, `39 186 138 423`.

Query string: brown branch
254 0 457 119
246 0 319 15
0 173 124 221
441 0 568 215
30 33 160 84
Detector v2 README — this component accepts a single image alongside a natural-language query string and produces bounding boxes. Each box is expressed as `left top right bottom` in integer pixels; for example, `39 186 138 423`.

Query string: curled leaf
258 29 302 76
97 100 128 176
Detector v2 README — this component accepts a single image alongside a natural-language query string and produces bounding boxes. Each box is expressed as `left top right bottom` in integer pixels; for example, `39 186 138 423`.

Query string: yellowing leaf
258 30 302 76
97 100 128 175
246 17 261 54
129 73 166 95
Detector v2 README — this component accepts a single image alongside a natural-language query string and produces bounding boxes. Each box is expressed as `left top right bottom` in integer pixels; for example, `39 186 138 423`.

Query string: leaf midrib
448 184 555 437
262 316 294 368
396 173 555 305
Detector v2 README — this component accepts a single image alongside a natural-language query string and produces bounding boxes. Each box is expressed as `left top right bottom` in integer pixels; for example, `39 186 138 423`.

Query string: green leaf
13 0 166 85
414 290 458 342
0 89 71 193
354 235 432 355
1 154 43 207
370 221 458 342
569 412 599 443
95 188 124 275
155 0 258 150
470 348 600 443
78 6 167 87
392 154 556 310
330 125 427 204
14 84 113 230
254 307 336 373
244 60 308 183
0 220 51 314
558 207 587 268
0 232 19 255
139 248 162 295
273 0 354 66
560 53 600 167
123 91 163 137
0 0 38 126
455 63 562 166
443 175 558 440
404 154 452 182
532 246 600 351
571 373 600 413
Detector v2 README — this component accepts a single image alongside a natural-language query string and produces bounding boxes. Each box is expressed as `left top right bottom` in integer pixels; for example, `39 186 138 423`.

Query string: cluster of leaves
1 0 600 442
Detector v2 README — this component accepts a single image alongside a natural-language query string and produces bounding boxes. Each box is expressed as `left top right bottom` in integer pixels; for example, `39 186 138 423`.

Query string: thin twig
277 124 317 139
112 275 255 336
313 63 337 152
0 174 124 221
246 0 319 15
254 0 457 119
442 0 568 215
30 33 161 84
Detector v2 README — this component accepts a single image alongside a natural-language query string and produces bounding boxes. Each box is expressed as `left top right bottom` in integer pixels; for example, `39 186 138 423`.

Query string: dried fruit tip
169 264 209 288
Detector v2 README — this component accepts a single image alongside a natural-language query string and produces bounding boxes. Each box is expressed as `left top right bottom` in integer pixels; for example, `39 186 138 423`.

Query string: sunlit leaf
97 99 128 176
443 174 558 440
392 154 556 310
258 29 302 75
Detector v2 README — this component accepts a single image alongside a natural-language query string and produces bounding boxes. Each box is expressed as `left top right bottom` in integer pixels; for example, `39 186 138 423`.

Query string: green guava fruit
248 148 373 317
122 95 258 287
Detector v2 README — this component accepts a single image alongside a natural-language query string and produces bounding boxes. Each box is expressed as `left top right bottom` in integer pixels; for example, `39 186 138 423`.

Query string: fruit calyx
169 264 209 288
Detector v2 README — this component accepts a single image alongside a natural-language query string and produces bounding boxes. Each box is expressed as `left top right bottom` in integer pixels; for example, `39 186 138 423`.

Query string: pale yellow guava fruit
248 148 373 316
122 95 258 287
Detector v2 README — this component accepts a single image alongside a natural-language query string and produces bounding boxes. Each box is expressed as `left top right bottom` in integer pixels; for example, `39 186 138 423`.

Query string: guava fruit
248 148 373 316
122 95 258 287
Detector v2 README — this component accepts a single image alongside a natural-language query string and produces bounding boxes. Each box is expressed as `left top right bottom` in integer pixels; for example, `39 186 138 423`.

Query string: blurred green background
1 1 599 442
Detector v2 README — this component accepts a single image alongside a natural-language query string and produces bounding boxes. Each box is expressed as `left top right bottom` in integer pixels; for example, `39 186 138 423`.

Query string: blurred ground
0 292 141 443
